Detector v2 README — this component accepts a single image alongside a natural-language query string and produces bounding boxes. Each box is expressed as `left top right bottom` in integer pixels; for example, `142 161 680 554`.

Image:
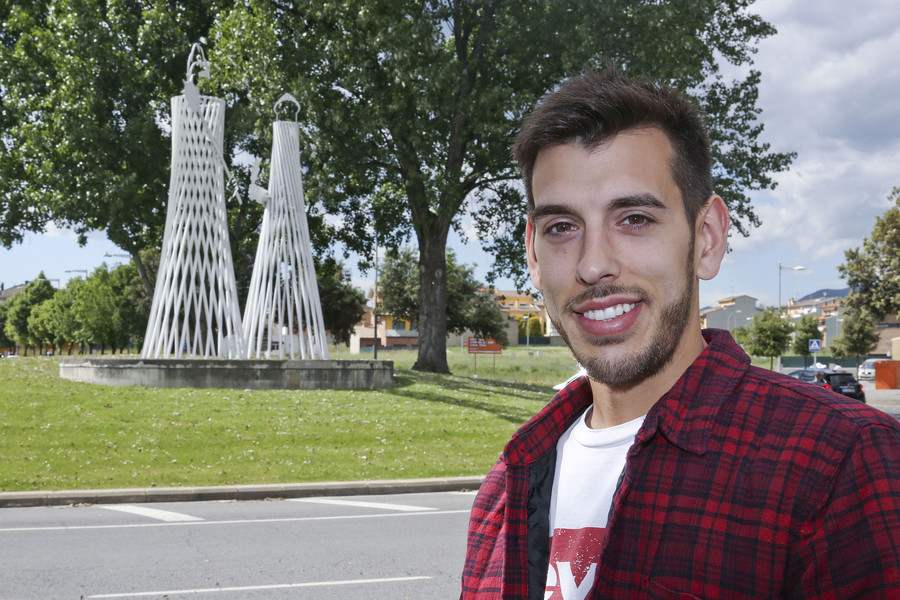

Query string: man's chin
577 351 667 390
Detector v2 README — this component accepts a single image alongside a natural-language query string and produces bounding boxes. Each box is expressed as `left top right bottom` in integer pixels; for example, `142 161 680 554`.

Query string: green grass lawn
0 347 581 492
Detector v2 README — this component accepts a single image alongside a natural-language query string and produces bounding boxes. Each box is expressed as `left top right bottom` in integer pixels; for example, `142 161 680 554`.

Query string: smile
582 303 636 322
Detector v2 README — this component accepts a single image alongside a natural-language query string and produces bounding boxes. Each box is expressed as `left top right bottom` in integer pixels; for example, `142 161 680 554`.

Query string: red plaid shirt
461 330 900 599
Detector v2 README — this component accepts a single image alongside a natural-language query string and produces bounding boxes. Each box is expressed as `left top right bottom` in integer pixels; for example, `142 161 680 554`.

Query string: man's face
525 128 703 389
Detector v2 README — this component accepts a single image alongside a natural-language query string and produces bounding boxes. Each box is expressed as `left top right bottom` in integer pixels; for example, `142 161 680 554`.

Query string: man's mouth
582 303 637 322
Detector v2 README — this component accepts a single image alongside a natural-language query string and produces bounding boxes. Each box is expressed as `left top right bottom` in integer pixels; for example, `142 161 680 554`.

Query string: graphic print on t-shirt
545 526 607 600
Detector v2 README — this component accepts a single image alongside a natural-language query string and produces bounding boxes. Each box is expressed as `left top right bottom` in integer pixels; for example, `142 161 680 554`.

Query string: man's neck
586 330 708 429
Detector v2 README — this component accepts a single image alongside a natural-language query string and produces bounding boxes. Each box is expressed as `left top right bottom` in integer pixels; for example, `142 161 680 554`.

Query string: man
460 68 900 599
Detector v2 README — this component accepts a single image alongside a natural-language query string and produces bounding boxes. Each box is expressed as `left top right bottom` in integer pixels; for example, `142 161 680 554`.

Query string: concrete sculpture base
59 357 394 390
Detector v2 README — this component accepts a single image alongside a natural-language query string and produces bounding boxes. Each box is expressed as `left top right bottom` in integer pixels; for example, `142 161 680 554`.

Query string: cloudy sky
3 0 900 317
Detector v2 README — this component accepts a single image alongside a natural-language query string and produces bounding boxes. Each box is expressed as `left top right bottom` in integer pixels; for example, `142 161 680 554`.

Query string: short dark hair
514 68 714 225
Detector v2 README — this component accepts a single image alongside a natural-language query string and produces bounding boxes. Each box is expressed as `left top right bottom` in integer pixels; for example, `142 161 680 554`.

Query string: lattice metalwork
243 94 329 359
142 44 245 359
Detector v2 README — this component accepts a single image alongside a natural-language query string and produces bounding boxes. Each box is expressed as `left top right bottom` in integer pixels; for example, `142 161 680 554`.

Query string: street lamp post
103 252 130 263
778 262 806 314
727 310 742 331
777 262 805 372
526 313 531 355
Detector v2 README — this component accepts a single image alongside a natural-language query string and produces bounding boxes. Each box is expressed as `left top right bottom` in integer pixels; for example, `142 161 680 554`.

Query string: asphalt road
0 491 475 599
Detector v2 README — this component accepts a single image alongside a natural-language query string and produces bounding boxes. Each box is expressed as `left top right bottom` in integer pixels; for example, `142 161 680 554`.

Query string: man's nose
576 230 619 286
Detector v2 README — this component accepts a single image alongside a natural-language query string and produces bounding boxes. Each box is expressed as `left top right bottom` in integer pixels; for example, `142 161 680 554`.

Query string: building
491 289 565 343
492 289 542 321
700 295 759 332
785 292 845 321
349 287 418 354
0 283 26 304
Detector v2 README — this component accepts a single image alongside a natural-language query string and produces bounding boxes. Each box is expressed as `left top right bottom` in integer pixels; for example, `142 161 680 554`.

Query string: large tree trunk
132 251 153 298
412 227 451 374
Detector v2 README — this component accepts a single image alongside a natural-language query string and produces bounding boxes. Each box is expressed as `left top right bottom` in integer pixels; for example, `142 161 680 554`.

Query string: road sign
467 337 502 355
808 339 822 352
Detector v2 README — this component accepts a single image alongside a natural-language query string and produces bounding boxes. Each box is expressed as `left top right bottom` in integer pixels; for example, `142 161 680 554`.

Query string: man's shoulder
734 365 900 437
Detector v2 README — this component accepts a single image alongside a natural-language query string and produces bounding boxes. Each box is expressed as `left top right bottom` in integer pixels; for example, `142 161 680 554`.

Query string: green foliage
31 285 79 352
377 247 421 325
3 274 56 354
737 307 794 367
315 257 367 346
839 187 900 319
1 1 794 373
0 1 215 248
790 314 822 358
378 247 508 343
211 0 793 373
0 303 13 351
9 263 148 355
519 315 543 338
467 291 510 347
830 307 880 364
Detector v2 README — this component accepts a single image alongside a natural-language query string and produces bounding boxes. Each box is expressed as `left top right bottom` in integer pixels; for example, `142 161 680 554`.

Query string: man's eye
547 222 577 235
622 214 651 227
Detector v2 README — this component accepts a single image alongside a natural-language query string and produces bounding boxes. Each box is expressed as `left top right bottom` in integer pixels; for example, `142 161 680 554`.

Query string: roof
0 283 26 303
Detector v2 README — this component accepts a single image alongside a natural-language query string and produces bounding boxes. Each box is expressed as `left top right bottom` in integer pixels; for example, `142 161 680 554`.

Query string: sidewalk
0 476 486 509
866 386 900 416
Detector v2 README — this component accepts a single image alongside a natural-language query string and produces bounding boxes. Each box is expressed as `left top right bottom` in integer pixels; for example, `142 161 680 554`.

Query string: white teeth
584 303 635 322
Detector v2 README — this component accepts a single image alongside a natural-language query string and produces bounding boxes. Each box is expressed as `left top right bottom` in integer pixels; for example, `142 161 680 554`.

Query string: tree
519 315 543 338
830 307 879 366
108 261 147 352
69 265 141 353
839 187 900 320
3 274 55 355
377 247 422 327
0 302 13 352
212 0 794 372
466 290 509 347
26 300 55 354
33 286 79 354
791 314 822 367
379 246 507 343
737 307 794 370
0 0 237 294
315 257 367 346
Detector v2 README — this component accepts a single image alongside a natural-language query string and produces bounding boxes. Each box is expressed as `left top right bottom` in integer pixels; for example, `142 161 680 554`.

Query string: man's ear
695 195 730 281
525 217 543 292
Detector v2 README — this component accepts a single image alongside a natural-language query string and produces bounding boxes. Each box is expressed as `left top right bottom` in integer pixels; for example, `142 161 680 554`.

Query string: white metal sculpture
142 43 246 359
243 94 330 359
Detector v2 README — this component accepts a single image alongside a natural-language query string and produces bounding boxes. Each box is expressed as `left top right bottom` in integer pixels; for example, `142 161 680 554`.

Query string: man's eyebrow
529 193 668 221
529 204 574 221
607 193 667 212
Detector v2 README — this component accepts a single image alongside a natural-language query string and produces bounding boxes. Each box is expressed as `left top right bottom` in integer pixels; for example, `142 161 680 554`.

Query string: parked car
788 368 866 403
857 359 883 380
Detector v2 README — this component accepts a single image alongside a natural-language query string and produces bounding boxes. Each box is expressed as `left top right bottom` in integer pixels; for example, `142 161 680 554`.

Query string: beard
549 240 696 390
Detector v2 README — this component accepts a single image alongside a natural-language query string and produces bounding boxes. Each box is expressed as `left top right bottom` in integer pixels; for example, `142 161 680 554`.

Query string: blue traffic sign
808 339 822 352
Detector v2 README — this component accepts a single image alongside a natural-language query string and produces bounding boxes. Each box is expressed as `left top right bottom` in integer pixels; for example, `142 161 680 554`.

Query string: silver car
858 359 882 380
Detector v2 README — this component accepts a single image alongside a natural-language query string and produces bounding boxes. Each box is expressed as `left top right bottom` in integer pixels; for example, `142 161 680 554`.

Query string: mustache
564 283 647 313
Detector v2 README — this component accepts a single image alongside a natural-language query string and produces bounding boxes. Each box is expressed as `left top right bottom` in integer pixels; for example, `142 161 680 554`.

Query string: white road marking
290 497 437 512
98 504 203 522
86 575 432 598
0 508 471 533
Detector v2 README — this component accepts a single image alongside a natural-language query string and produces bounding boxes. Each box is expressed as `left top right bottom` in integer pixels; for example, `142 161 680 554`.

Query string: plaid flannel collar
502 329 750 466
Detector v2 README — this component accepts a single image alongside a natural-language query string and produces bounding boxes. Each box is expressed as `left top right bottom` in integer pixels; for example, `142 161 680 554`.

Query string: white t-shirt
545 408 645 600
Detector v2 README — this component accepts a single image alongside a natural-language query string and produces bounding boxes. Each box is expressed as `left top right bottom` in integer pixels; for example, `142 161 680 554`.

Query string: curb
0 476 486 509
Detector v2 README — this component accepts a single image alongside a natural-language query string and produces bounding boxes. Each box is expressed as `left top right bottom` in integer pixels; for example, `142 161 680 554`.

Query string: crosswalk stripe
98 504 203 522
